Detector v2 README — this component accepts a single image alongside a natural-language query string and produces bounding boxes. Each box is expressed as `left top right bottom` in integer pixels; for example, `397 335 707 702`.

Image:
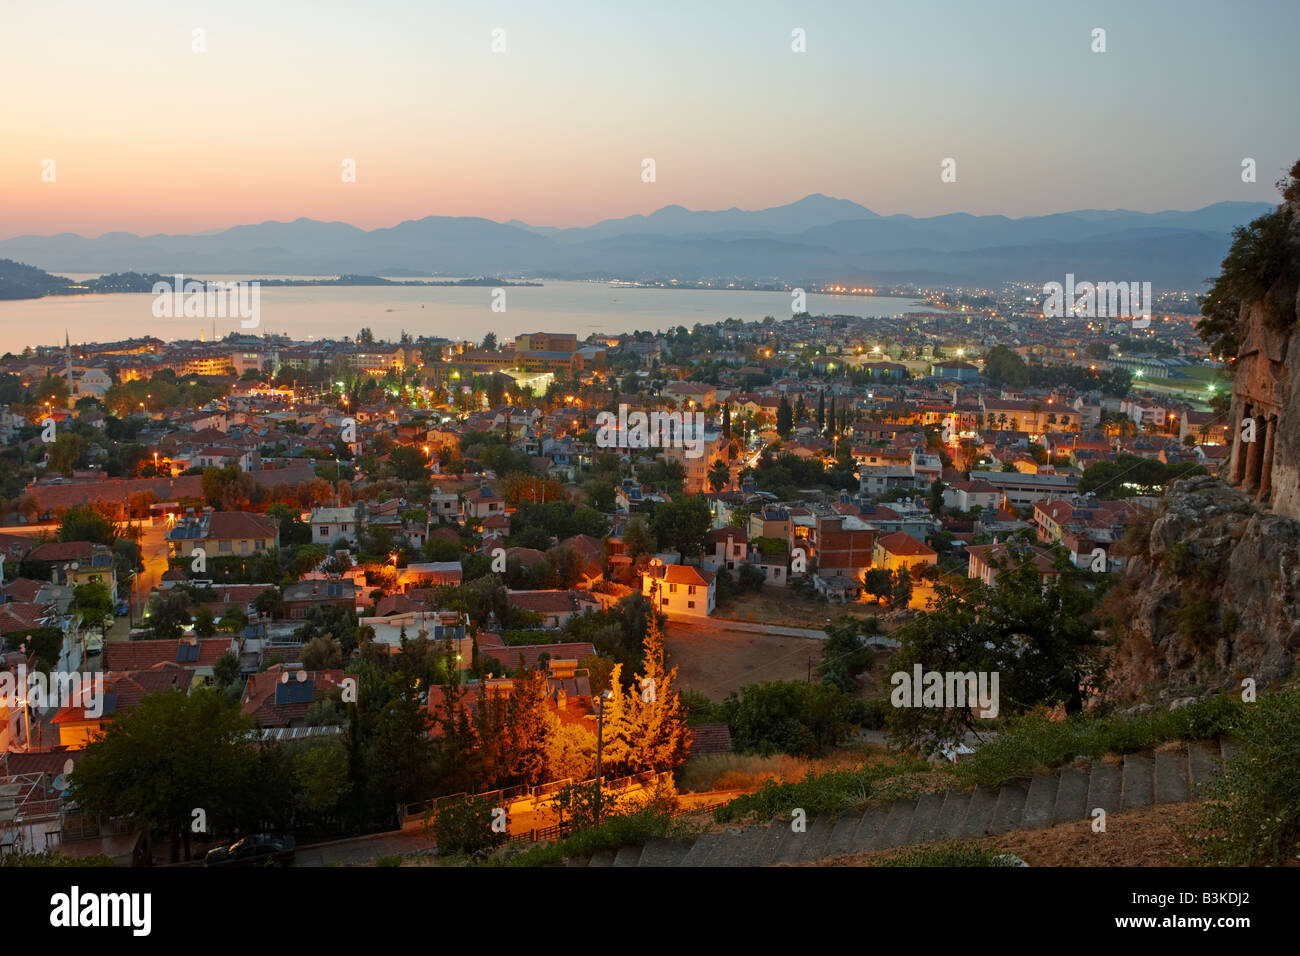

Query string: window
219 540 232 552
688 585 696 595
255 540 266 551
661 598 668 606
669 583 677 593
319 526 330 537
687 601 695 609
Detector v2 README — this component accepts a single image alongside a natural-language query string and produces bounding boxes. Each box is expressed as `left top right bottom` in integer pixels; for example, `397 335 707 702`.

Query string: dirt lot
714 588 891 629
664 619 824 701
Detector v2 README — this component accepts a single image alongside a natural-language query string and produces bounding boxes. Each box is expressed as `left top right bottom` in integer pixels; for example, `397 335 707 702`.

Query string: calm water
0 278 926 351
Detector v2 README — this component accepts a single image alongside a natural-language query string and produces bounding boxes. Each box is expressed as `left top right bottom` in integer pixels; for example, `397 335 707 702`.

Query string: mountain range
0 195 1273 291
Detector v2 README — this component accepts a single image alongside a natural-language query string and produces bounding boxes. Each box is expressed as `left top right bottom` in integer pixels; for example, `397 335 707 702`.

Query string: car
85 634 104 655
114 600 130 616
204 834 296 868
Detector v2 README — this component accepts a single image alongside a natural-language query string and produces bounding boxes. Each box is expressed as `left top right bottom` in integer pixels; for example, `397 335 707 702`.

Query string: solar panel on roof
177 643 199 662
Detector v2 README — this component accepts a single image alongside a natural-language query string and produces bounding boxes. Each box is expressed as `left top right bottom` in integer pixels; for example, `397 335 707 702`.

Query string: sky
1 0 1297 238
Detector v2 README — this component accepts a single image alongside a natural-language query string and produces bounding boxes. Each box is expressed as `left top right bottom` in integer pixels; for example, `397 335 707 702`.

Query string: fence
403 771 674 826
501 788 728 848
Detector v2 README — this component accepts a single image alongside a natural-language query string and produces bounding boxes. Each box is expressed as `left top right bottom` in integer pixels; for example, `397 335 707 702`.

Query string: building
310 506 360 545
642 562 716 618
873 531 938 573
461 484 505 523
166 510 279 560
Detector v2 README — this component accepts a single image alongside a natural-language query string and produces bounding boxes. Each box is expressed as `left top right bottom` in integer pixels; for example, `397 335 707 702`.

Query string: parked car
204 834 296 867
114 600 130 616
85 634 104 655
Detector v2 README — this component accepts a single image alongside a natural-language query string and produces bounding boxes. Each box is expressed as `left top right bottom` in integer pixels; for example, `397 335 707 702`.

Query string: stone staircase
566 739 1238 868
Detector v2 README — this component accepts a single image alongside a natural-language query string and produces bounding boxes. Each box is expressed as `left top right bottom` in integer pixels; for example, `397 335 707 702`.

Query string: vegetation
954 694 1244 789
1192 686 1300 865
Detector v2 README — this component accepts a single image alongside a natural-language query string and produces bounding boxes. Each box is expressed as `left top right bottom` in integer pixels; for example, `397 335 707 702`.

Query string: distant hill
0 198 1274 290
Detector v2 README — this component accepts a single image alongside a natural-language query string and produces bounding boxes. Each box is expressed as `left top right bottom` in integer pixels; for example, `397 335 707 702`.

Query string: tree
624 611 690 772
622 516 655 564
721 680 862 756
57 505 116 545
649 495 711 557
885 555 1098 749
145 589 191 638
707 459 730 492
816 390 825 430
193 605 216 637
388 444 427 482
820 616 877 693
47 431 84 476
69 690 260 862
302 636 343 670
776 396 793 438
506 666 553 786
928 478 945 516
72 581 113 623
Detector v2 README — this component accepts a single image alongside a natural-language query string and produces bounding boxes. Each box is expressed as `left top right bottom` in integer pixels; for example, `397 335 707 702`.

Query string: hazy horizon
3 0 1297 239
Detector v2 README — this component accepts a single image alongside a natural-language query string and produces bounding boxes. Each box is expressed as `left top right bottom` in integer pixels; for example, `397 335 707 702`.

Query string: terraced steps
588 739 1236 868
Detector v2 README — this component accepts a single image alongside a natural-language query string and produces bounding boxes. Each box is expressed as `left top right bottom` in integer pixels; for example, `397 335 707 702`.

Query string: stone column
1260 414 1277 500
1244 414 1266 494
1231 403 1252 485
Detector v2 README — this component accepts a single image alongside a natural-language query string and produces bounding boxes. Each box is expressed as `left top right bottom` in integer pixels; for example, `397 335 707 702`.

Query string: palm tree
708 459 730 492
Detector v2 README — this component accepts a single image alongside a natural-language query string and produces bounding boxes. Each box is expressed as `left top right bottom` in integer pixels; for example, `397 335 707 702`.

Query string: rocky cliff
1106 475 1300 703
1107 183 1300 703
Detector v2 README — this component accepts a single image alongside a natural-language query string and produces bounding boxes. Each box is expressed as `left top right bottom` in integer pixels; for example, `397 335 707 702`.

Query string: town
0 284 1240 867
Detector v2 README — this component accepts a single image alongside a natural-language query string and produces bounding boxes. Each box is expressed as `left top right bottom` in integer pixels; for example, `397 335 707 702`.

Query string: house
462 483 505 522
966 542 1060 587
25 541 118 595
49 664 191 748
310 505 360 545
395 562 463 592
282 579 357 619
873 532 938 573
506 589 601 628
240 664 347 728
702 526 748 573
429 488 459 523
167 510 280 560
641 563 716 618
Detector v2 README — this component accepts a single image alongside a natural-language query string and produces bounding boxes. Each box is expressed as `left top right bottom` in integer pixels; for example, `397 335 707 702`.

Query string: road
0 517 170 635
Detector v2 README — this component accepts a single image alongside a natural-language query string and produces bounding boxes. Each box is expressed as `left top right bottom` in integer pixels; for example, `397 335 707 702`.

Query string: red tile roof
104 637 235 672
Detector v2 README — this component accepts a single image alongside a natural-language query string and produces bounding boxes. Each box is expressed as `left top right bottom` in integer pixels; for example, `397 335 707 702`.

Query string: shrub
714 758 930 824
878 842 1022 867
427 794 506 858
955 694 1245 788
1193 687 1300 865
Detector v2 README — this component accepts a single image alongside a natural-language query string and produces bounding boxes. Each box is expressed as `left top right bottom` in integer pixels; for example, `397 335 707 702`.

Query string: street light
593 688 615 823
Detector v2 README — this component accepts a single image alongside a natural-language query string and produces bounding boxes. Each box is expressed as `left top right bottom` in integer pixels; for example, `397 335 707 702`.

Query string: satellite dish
296 669 307 683
63 758 74 775
53 774 68 791
279 671 289 684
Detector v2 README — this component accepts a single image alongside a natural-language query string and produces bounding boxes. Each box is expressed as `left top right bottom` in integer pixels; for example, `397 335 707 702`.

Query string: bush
955 694 1245 788
0 850 115 867
427 794 506 858
495 802 678 867
1193 687 1300 865
714 758 929 824
878 842 1022 867
721 680 863 757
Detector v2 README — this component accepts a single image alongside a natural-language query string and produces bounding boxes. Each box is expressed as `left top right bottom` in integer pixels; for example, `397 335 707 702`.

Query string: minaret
65 331 75 409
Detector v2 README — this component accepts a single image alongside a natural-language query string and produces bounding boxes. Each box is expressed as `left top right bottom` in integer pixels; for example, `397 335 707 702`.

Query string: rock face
1107 475 1300 703
1224 196 1300 516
